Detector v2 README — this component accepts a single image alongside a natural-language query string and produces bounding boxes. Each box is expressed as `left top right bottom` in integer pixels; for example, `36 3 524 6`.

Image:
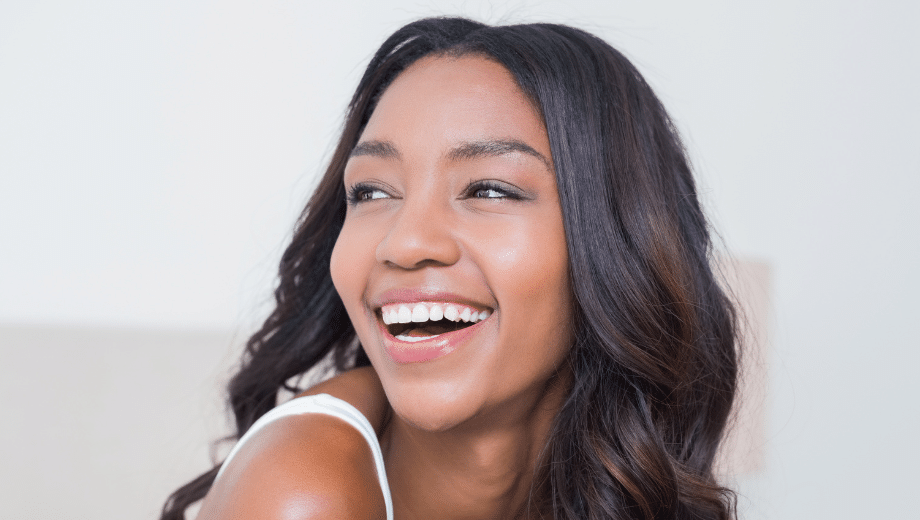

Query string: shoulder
197 399 386 520
298 366 390 435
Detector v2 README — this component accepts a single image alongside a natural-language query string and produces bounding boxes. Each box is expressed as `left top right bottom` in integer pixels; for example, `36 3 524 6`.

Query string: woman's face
330 55 574 431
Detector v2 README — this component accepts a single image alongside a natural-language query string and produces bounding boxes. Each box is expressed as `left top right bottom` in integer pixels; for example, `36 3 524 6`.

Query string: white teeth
382 309 396 325
411 304 428 322
396 334 437 343
381 302 491 328
443 305 460 321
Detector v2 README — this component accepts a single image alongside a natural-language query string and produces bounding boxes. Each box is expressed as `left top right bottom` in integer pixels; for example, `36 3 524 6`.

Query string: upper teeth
381 303 491 325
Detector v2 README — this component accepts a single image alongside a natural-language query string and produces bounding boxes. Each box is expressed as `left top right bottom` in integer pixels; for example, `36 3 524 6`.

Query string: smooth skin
197 367 389 519
199 55 574 519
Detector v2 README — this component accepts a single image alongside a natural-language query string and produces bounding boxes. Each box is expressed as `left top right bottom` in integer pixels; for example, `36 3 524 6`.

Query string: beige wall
0 327 237 519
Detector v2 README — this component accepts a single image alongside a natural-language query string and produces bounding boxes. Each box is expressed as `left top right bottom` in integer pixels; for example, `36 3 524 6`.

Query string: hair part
162 17 738 520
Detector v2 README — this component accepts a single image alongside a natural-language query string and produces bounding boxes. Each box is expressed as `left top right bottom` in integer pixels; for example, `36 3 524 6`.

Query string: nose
375 196 461 270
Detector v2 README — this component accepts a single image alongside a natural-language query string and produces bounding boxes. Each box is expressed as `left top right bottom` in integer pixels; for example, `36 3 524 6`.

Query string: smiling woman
162 17 738 520
332 56 574 436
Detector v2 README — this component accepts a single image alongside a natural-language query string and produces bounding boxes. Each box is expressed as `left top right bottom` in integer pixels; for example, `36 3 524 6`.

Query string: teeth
396 334 437 343
443 305 460 321
411 304 428 322
381 303 492 326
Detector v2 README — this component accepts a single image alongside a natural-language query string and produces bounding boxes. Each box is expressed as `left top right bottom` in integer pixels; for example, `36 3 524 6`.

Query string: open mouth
379 302 491 342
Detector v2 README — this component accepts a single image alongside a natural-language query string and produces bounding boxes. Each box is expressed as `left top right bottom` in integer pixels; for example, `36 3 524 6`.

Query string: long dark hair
162 17 738 520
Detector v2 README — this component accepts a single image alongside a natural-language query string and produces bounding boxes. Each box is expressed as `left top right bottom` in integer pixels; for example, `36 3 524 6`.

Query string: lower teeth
396 334 439 343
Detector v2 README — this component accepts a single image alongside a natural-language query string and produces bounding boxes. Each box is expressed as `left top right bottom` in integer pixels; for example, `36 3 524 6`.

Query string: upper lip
369 288 494 312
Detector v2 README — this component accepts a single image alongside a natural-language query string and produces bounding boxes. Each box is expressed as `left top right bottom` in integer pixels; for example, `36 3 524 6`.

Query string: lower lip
378 317 488 364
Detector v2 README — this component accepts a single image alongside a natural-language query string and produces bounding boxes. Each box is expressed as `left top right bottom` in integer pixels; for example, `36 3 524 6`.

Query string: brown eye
473 187 505 198
464 180 525 201
361 189 388 200
347 184 391 205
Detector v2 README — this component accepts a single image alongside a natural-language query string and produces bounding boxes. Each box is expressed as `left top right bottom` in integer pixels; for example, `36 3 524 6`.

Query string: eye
472 186 506 199
347 183 391 204
463 180 525 201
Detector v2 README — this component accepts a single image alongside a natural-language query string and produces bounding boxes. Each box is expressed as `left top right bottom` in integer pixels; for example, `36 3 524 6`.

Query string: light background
1 0 918 518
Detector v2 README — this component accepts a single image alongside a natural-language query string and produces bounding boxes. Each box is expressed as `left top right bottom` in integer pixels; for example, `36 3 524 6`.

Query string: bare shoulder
197 408 386 520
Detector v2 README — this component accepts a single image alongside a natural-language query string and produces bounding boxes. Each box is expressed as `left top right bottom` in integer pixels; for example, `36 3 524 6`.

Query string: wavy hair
162 17 738 520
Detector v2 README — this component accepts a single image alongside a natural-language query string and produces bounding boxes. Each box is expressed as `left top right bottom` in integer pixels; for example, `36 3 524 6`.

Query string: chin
381 376 485 433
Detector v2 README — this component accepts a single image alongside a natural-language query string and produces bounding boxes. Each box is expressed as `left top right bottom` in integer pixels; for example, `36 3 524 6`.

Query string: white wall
1 1 917 518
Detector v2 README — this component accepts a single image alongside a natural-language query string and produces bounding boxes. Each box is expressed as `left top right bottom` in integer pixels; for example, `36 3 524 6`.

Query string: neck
380 369 570 520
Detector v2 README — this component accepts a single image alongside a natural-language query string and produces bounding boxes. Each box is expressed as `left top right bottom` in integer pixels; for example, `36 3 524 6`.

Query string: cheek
329 222 367 310
480 229 573 398
493 246 563 301
485 219 569 302
329 232 348 299
330 225 381 355
479 221 572 342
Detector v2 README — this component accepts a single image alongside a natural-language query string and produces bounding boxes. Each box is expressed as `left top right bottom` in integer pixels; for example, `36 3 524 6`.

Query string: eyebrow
351 140 401 160
350 138 553 172
447 139 552 172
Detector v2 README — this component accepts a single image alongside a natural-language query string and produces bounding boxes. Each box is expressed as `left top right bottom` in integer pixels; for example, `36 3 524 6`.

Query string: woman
162 17 738 520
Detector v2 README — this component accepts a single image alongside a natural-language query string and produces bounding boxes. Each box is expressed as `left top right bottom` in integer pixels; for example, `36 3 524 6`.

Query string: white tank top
215 393 393 520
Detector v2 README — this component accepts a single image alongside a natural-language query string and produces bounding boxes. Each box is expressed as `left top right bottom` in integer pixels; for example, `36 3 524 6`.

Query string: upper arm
196 412 386 520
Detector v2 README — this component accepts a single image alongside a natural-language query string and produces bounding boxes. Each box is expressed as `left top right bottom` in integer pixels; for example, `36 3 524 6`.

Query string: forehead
358 55 550 163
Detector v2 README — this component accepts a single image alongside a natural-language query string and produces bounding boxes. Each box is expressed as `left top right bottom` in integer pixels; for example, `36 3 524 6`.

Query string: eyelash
462 180 525 201
346 180 525 205
346 183 390 205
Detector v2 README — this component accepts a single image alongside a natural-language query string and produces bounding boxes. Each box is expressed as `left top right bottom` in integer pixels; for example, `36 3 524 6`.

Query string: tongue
404 322 465 337
404 328 435 338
